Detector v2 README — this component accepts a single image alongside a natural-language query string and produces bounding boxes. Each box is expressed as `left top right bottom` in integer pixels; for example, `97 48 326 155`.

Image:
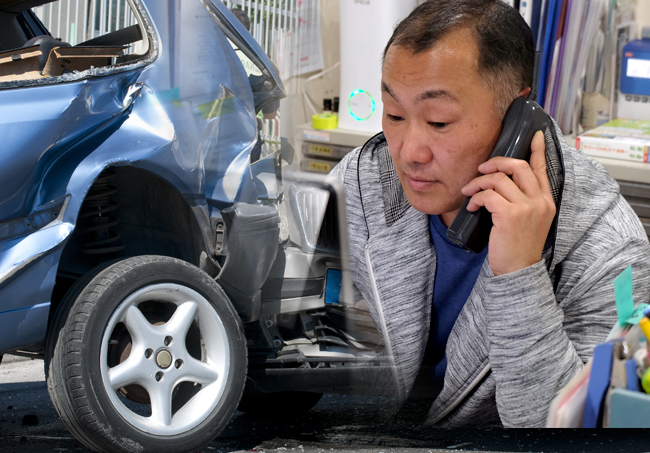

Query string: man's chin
407 198 450 216
403 190 462 218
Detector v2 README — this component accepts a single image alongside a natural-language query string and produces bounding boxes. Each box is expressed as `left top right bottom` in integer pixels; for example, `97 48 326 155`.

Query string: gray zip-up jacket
330 122 650 428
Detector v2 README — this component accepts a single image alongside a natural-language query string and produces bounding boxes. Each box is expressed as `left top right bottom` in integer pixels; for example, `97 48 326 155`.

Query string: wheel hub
155 349 173 369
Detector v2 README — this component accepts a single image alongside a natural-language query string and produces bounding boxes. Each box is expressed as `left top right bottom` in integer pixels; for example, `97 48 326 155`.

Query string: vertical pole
264 0 271 53
56 0 62 39
74 0 80 44
47 2 53 36
270 0 277 60
65 0 71 42
107 0 113 32
82 0 88 41
248 0 260 39
90 0 96 38
289 0 296 79
123 0 129 28
115 0 121 30
99 0 106 35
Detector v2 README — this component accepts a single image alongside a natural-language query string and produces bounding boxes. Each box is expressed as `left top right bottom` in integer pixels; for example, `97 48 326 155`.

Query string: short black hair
383 0 534 116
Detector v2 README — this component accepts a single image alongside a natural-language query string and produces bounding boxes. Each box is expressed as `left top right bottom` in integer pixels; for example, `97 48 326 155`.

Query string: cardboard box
576 119 650 163
0 45 42 82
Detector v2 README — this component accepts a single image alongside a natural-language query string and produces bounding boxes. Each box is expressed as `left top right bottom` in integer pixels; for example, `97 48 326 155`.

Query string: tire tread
46 255 246 453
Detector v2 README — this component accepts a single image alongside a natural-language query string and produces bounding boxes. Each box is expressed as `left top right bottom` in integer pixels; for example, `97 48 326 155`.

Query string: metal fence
34 1 303 74
221 0 298 68
32 0 136 46
221 0 308 145
32 0 306 143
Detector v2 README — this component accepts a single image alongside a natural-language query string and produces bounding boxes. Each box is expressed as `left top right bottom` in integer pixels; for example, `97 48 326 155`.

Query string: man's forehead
383 26 480 74
381 81 458 105
381 30 481 105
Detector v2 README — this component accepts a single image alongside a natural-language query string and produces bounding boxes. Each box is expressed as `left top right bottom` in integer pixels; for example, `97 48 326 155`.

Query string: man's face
381 27 503 223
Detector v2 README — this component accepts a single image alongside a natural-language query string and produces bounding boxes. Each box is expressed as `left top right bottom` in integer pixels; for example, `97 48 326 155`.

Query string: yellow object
307 161 332 173
312 113 337 130
640 317 650 343
642 367 650 394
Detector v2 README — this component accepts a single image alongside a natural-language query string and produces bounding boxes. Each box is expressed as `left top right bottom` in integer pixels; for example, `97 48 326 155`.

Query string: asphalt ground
2 354 650 453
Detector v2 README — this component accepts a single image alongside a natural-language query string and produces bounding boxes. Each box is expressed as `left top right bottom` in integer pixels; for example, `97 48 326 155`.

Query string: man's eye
386 114 403 122
430 122 447 129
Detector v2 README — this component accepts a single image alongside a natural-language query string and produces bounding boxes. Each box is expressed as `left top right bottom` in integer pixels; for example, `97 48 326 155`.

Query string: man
331 0 650 427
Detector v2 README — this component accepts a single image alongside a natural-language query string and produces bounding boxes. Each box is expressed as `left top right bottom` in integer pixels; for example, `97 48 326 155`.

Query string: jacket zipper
365 244 402 402
428 363 492 425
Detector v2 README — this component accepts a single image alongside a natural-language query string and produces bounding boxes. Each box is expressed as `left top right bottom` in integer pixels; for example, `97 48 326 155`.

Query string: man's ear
519 87 532 98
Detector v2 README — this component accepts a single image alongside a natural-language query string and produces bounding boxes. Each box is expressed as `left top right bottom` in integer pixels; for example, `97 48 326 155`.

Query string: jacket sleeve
483 231 650 428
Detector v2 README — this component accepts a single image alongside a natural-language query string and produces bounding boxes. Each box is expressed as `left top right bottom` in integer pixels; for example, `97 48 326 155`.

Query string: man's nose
400 126 433 165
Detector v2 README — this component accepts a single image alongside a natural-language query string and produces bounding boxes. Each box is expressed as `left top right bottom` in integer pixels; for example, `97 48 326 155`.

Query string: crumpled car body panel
0 0 277 353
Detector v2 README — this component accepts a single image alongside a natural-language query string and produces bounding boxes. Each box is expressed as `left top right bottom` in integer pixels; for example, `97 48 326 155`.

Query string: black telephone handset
445 95 550 253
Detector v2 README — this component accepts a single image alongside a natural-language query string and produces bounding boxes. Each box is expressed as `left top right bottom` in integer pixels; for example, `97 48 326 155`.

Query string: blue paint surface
0 0 286 354
325 269 343 305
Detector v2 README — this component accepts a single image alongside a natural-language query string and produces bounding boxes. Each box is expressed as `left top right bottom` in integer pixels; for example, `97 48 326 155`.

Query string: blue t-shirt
427 215 488 391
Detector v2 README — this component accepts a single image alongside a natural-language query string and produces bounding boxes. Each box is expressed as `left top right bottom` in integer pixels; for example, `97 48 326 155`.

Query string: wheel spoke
182 357 220 386
148 381 174 427
122 305 156 345
164 301 198 338
108 355 148 390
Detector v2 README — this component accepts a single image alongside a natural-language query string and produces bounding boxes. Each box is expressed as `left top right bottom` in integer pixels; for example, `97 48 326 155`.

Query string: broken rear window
0 0 149 84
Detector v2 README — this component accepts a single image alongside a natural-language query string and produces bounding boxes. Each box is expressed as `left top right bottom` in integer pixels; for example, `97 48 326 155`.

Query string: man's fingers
462 172 525 204
477 157 540 196
476 130 550 197
529 130 552 196
465 188 511 213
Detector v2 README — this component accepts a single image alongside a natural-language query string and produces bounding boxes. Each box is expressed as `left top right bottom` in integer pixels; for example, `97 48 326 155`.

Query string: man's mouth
404 174 438 191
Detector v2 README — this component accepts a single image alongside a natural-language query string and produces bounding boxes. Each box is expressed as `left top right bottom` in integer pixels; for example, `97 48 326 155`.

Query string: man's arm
462 129 650 426
483 228 650 427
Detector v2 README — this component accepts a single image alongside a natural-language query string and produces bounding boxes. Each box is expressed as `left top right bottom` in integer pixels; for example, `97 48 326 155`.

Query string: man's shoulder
330 132 388 184
559 138 617 188
549 120 620 207
550 121 648 254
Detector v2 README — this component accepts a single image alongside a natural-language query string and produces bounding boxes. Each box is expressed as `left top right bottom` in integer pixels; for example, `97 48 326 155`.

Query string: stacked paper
576 118 650 163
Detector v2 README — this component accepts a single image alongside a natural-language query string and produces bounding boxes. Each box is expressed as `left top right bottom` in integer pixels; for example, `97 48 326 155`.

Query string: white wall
638 1 650 36
281 0 339 144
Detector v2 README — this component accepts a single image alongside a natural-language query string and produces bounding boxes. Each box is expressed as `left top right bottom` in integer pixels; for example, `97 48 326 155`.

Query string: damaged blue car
0 1 385 452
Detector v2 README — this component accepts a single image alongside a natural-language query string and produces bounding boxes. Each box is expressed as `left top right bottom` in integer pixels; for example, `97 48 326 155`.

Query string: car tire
46 256 247 453
237 391 323 417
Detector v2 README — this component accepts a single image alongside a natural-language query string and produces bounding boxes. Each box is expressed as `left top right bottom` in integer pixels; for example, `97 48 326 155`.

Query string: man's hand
460 131 556 276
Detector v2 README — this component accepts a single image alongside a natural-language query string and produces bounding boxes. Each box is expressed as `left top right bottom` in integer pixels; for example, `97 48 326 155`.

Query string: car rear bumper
0 222 72 353
0 303 50 354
